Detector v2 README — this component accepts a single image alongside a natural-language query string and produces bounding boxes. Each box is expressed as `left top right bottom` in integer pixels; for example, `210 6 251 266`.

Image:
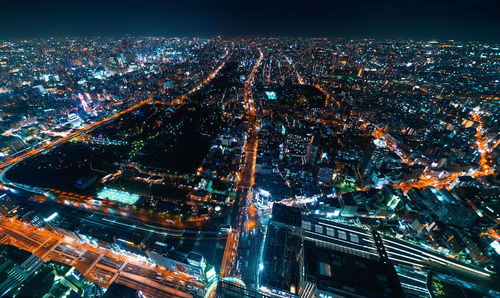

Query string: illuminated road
0 55 231 231
220 49 263 281
0 53 230 174
395 108 495 192
0 96 152 171
219 229 237 278
0 54 232 296
470 109 494 178
371 128 419 167
314 83 334 108
312 79 495 193
285 56 304 85
0 217 204 297
31 190 214 230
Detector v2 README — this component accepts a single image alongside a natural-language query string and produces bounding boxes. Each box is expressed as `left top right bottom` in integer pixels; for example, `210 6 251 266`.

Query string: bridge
0 217 205 297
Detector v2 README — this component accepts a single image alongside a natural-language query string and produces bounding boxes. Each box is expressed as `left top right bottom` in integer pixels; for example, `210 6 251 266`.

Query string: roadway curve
0 54 231 231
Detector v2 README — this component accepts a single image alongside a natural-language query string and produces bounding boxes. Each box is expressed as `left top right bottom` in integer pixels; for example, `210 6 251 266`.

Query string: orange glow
0 55 229 173
247 220 255 231
220 49 263 278
394 109 494 193
470 110 494 178
0 217 201 297
488 229 500 242
372 128 415 166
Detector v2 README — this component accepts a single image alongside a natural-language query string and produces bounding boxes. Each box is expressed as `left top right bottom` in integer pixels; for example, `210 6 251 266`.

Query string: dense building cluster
0 37 498 297
0 37 228 160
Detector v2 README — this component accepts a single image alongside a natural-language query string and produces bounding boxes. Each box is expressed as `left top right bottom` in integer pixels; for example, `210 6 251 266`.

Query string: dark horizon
1 0 499 43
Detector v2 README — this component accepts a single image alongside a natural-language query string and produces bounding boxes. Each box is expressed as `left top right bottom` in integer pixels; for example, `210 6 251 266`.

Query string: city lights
0 35 498 298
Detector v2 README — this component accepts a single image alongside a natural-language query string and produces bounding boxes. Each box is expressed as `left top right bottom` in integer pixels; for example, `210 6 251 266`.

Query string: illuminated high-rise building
360 139 388 181
78 93 91 113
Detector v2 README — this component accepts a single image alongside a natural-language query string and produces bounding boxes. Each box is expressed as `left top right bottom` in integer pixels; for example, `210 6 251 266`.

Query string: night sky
1 0 499 42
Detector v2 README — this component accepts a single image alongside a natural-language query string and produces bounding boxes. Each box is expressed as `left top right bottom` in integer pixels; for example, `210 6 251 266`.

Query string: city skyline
0 0 499 42
0 2 499 297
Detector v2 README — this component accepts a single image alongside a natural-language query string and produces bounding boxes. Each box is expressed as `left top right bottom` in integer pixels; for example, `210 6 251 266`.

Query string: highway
29 190 216 230
0 55 231 231
0 55 233 297
0 97 152 171
220 48 263 282
0 53 229 175
0 217 204 297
